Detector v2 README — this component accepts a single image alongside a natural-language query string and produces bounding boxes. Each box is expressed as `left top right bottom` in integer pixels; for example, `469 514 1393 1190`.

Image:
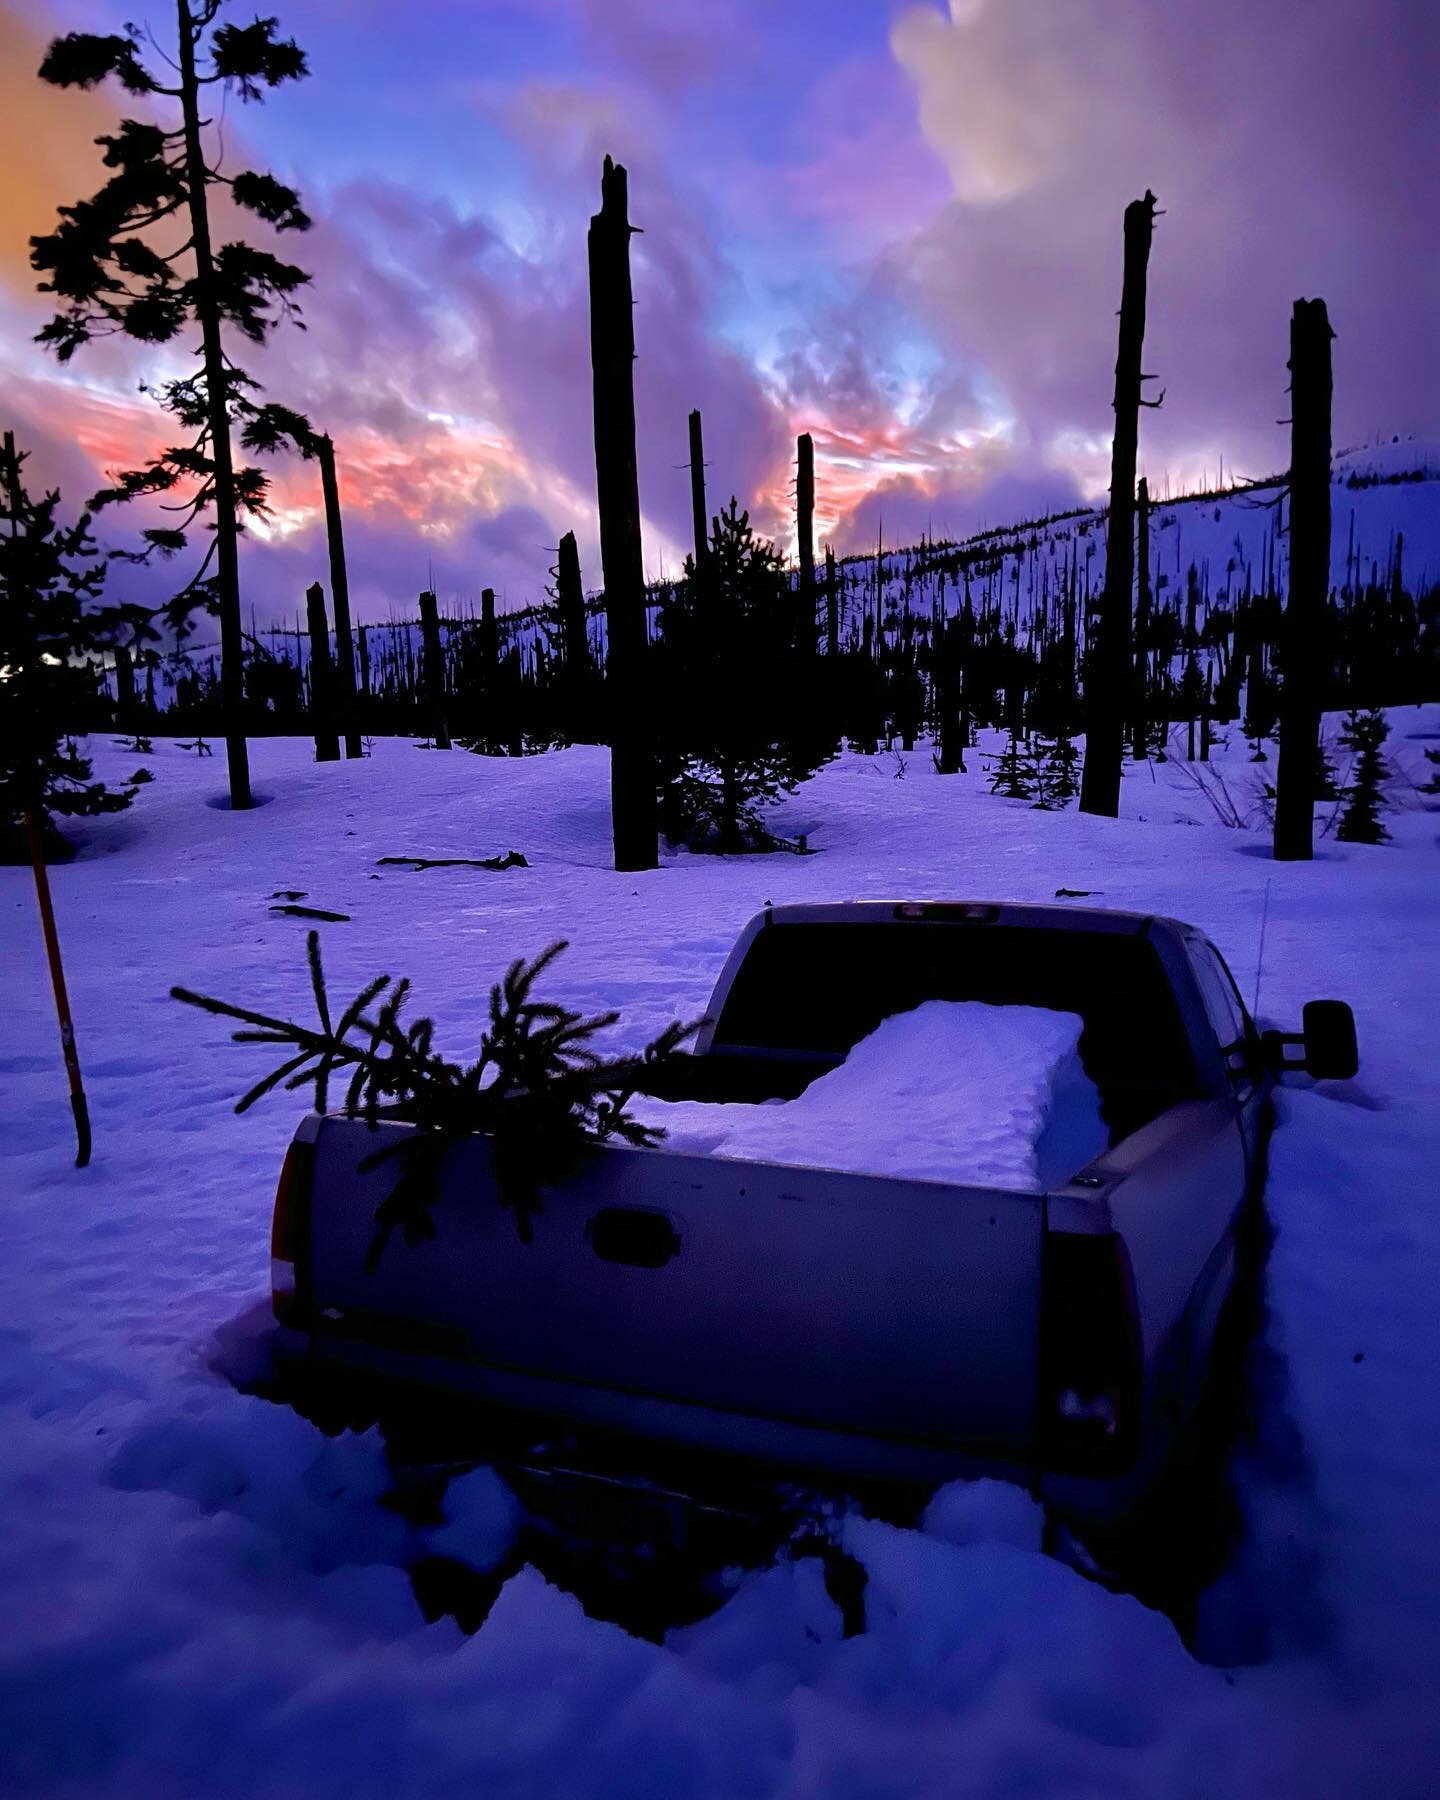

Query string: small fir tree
1 437 138 860
988 731 1035 799
1335 709 1392 844
1033 730 1081 809
656 499 835 852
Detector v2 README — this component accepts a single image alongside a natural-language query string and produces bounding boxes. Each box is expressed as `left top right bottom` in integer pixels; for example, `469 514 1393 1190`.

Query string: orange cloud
0 4 129 290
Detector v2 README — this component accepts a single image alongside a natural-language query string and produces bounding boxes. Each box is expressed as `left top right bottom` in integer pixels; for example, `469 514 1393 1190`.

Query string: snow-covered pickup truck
269 902 1357 1521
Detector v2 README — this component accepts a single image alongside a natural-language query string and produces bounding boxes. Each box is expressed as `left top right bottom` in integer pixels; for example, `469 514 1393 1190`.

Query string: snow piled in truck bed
632 1001 1108 1191
2 715 1439 1797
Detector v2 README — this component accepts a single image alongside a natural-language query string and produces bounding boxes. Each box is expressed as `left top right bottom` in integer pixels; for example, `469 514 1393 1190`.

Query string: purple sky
1 0 1435 624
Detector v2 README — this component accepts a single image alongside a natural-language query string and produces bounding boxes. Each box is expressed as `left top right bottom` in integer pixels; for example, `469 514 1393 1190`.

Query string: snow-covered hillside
2 721 1439 1797
119 438 1440 695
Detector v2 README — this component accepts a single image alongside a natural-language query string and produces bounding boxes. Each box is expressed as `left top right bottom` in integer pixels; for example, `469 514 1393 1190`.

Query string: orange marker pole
23 809 91 1168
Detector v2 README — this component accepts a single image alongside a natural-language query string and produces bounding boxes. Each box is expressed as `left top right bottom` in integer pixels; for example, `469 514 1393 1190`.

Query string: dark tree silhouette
31 3 313 811
1335 709 1391 844
1 433 138 859
314 434 360 758
588 155 657 871
304 580 339 762
417 589 451 750
1274 298 1335 861
551 530 595 739
657 498 834 852
796 430 816 640
1081 190 1159 818
687 409 708 578
1130 475 1152 759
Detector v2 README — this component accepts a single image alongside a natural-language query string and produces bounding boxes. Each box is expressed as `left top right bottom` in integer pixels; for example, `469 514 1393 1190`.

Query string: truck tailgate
304 1118 1045 1457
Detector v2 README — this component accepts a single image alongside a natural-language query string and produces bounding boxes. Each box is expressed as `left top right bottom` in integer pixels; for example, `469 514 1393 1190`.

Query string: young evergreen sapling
172 934 700 1262
1335 709 1392 844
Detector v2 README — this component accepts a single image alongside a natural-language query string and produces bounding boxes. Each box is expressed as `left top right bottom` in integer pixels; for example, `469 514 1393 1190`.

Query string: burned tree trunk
796 431 816 645
113 644 136 729
1080 190 1158 818
688 408 708 575
418 588 451 750
304 581 340 762
588 155 657 871
315 434 361 759
176 0 249 810
556 530 590 737
1130 475 1151 759
824 544 839 657
1274 298 1334 861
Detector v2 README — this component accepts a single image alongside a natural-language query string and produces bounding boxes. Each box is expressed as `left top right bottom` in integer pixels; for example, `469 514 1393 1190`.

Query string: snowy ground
2 717 1438 1797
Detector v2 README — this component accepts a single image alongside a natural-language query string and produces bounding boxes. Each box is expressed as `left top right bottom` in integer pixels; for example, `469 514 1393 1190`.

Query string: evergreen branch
172 937 702 1261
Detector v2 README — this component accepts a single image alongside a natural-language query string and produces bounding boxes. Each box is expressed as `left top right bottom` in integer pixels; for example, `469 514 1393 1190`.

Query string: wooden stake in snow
23 811 91 1167
315 434 361 759
1274 298 1334 862
304 581 340 762
1081 190 1159 819
588 155 658 871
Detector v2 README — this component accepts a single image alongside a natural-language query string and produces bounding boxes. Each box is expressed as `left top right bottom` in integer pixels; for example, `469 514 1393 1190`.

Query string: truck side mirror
1260 1000 1359 1080
1301 999 1359 1080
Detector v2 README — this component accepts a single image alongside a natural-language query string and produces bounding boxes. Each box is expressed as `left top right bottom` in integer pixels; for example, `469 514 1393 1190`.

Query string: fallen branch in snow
171 934 700 1261
376 851 529 872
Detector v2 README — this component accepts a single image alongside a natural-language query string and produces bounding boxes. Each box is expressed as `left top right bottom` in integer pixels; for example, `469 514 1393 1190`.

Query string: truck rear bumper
286 1329 1154 1524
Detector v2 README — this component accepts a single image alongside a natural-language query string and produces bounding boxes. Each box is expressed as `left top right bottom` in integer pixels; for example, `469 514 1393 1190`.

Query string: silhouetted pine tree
1033 731 1080 809
989 731 1034 799
1 434 138 860
656 499 834 852
1335 708 1391 843
32 4 313 810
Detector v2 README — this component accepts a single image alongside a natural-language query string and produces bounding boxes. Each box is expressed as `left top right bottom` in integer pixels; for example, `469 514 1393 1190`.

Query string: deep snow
2 715 1438 1798
630 1000 1108 1192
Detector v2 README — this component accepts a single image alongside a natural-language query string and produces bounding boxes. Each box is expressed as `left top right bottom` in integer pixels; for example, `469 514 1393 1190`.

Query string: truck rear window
711 922 1198 1141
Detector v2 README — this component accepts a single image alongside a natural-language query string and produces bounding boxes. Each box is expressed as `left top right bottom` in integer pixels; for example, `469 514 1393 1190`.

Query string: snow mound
634 1001 1108 1192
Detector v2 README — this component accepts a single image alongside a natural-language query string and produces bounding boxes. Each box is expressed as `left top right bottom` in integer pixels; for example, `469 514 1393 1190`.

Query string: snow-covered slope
2 719 1438 1797
122 437 1440 690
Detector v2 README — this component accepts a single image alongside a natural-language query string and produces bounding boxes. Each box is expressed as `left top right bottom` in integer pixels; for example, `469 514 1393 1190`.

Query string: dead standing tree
418 589 451 749
1130 475 1151 759
1273 298 1334 861
796 431 816 642
304 580 339 761
314 434 360 758
688 408 708 575
555 530 591 733
588 155 658 871
1080 190 1161 818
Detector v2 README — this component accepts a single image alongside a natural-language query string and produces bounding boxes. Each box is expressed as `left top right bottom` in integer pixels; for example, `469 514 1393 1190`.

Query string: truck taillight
1039 1230 1143 1474
271 1138 315 1326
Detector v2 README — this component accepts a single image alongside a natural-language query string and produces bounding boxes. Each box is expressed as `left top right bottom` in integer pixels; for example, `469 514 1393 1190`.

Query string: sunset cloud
2 0 1433 623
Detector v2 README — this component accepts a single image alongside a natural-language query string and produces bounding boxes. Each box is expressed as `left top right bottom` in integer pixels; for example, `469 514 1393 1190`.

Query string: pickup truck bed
272 901 1319 1522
